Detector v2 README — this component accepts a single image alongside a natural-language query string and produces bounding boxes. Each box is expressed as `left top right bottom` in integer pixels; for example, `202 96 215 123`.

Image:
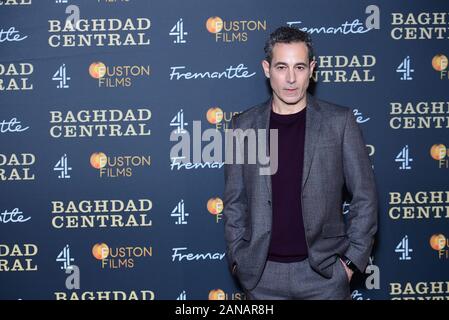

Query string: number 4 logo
395 235 413 260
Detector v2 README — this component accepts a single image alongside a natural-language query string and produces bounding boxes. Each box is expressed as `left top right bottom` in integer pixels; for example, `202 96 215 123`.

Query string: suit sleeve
342 109 379 272
223 116 248 274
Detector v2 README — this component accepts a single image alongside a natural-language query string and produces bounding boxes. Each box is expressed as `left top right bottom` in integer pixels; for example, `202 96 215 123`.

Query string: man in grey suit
223 27 378 300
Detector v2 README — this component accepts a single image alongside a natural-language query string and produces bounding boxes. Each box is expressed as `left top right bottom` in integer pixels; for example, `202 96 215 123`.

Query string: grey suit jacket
223 93 378 291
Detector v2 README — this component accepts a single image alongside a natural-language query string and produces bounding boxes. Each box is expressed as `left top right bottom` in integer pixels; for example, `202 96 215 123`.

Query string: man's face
262 42 316 107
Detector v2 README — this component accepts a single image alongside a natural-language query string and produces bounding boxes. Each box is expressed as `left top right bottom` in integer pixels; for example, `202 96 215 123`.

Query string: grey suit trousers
245 257 351 300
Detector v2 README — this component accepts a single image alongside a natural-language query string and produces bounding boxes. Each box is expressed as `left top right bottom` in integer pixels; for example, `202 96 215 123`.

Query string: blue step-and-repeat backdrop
0 0 448 300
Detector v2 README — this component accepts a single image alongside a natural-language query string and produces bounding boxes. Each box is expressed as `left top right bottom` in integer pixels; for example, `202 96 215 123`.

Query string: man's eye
276 66 286 70
297 66 305 70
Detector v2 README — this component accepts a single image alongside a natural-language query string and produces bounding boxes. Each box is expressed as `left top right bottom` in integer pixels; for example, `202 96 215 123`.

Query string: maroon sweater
267 107 308 262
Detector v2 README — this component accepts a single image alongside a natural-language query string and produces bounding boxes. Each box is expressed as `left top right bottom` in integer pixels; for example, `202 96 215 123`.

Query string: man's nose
286 68 296 83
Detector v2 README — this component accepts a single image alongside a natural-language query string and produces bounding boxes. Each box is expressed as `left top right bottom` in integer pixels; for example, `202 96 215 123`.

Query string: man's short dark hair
264 26 314 64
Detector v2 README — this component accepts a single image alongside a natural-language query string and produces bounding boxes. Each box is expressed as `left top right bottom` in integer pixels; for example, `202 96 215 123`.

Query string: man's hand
340 258 354 282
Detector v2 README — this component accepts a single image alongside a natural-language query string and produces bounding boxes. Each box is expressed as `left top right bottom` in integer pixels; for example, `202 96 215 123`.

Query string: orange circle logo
432 54 448 72
90 152 107 169
430 234 446 251
208 289 226 300
89 62 106 79
92 243 109 260
207 197 223 215
430 144 447 160
206 17 223 33
206 107 223 124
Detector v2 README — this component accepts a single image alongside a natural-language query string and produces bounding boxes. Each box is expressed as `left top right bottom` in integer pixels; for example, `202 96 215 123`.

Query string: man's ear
309 60 317 78
262 60 270 78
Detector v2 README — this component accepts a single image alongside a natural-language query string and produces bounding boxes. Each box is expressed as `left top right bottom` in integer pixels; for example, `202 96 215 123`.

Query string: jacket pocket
322 223 346 238
319 138 339 148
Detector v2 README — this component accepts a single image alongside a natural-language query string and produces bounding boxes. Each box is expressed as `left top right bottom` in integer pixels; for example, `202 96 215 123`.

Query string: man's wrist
341 256 359 273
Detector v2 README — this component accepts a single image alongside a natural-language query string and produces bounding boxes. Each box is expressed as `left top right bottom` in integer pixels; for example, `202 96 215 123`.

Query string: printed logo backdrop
1 0 448 300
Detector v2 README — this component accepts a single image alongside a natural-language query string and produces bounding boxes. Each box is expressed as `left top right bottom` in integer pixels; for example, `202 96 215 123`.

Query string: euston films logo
0 62 33 91
389 101 449 130
207 197 223 223
388 191 449 220
205 16 266 42
206 107 240 131
430 234 449 259
208 288 245 300
92 243 153 269
49 108 151 138
391 12 449 40
90 152 151 178
48 17 151 48
89 61 150 88
432 54 449 80
430 144 449 169
51 199 153 229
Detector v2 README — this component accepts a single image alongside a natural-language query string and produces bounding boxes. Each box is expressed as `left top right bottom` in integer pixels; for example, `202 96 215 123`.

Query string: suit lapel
302 94 322 190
